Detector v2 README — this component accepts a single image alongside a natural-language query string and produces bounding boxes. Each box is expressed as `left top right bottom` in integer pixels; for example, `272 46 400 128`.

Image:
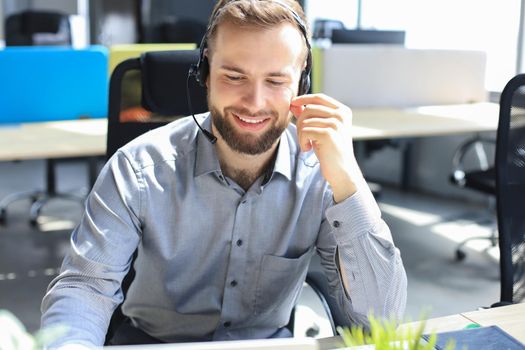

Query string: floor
0 159 500 338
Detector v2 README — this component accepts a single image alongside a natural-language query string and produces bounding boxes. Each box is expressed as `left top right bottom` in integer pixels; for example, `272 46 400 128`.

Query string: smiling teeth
238 116 265 124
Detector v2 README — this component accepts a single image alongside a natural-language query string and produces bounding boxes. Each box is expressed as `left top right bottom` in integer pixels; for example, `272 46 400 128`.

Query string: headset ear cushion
197 56 210 87
299 71 311 95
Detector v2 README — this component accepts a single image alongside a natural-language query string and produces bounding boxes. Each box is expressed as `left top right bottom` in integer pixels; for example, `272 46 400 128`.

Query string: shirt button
333 220 341 228
223 321 231 328
236 239 243 246
230 280 238 287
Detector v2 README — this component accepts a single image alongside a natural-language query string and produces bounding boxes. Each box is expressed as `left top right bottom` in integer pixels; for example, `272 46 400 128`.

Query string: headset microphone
186 65 217 144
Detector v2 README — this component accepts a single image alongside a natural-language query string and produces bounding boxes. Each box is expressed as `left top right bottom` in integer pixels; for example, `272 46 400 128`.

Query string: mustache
224 106 278 119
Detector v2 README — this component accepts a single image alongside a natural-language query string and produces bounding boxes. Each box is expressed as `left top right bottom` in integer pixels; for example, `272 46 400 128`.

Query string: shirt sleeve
41 150 143 348
316 178 407 327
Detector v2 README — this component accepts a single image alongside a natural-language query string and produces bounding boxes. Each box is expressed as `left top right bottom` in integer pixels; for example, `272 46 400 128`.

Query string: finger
300 126 336 151
291 93 341 109
289 104 304 118
297 118 339 152
301 117 341 131
299 104 344 124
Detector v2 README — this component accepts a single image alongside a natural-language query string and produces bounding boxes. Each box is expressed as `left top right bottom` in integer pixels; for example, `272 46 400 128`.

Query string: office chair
105 50 207 344
494 73 525 305
5 10 71 46
449 135 497 261
104 50 348 344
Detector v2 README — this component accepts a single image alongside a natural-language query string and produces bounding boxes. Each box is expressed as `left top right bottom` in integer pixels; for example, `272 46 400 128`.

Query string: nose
241 81 266 113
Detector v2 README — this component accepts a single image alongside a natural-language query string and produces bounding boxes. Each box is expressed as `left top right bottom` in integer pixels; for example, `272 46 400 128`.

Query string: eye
226 75 243 82
267 79 285 86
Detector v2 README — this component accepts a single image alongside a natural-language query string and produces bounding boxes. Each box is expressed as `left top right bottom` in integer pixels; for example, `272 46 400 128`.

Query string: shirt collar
195 114 221 177
194 114 293 182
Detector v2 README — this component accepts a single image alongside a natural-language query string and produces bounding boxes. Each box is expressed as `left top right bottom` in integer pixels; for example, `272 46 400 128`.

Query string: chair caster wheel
455 249 466 261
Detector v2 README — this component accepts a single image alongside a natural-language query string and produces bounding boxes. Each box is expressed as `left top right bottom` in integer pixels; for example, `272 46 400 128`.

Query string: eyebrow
219 64 291 78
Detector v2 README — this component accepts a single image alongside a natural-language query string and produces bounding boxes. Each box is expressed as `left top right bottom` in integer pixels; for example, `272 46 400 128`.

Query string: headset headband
190 0 312 95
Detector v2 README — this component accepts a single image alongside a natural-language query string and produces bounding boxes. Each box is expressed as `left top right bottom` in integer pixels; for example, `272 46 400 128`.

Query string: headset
187 0 312 144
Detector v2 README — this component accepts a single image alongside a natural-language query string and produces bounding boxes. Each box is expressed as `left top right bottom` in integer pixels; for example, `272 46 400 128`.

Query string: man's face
206 21 305 155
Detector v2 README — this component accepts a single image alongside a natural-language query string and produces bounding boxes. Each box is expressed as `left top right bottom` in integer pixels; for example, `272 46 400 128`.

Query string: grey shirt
41 114 407 348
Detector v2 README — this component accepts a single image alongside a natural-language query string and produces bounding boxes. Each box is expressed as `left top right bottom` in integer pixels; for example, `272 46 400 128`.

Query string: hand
290 93 359 202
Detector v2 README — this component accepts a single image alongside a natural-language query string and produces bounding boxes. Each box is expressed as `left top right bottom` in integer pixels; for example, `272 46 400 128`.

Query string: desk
401 302 525 344
352 102 499 188
0 119 107 161
352 102 499 140
0 119 107 224
1 103 499 162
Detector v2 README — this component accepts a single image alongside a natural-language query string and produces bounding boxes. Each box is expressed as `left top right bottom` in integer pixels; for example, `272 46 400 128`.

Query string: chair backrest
496 74 525 304
0 46 108 124
105 49 208 343
5 10 71 46
108 43 196 74
106 49 208 159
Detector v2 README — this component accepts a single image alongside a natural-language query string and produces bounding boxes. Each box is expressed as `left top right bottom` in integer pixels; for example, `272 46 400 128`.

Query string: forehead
209 21 305 72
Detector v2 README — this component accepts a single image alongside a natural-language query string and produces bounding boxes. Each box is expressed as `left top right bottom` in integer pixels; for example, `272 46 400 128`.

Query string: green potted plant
0 310 67 350
337 314 456 350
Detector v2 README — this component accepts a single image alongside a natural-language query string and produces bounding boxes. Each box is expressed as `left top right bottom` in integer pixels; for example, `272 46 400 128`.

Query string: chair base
0 157 98 227
455 227 498 261
0 190 84 226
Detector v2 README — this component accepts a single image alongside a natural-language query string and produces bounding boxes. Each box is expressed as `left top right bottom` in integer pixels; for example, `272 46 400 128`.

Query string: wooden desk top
352 102 499 140
462 302 525 343
400 302 525 344
0 119 107 161
1 102 499 162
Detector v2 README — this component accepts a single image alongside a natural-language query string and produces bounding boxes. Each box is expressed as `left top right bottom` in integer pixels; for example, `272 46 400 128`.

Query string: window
305 0 521 92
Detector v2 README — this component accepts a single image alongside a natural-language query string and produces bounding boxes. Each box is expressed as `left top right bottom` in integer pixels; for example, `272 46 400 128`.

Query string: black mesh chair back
5 10 71 46
105 50 207 343
496 74 525 304
107 49 208 159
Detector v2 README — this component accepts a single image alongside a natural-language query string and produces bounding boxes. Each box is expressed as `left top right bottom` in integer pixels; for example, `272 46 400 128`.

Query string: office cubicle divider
0 45 108 124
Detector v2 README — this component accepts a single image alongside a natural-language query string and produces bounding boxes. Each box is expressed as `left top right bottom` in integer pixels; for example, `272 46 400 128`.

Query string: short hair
206 0 310 61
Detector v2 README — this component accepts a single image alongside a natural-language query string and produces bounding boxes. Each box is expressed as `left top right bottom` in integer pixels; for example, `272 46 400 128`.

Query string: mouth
232 113 271 131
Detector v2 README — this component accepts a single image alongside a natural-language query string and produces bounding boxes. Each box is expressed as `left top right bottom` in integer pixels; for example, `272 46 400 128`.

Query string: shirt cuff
325 185 382 244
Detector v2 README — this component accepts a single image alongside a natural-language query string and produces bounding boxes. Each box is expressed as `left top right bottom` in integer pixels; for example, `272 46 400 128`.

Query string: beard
208 100 290 155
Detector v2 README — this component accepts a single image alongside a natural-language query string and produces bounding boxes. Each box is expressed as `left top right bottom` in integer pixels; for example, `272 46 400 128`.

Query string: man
41 0 407 348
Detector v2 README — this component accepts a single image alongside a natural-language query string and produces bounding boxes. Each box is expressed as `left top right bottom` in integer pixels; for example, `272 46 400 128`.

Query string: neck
213 129 279 191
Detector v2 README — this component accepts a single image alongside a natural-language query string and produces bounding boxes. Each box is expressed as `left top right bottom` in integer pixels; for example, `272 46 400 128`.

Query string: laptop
107 337 320 350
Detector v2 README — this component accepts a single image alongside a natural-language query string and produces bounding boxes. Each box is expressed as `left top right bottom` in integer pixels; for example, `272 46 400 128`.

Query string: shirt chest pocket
254 247 314 325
